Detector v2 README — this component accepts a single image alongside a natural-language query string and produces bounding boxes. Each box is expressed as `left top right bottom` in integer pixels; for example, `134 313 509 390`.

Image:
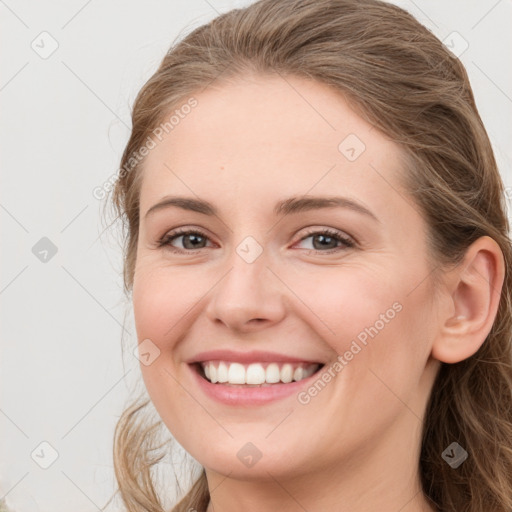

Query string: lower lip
188 363 323 406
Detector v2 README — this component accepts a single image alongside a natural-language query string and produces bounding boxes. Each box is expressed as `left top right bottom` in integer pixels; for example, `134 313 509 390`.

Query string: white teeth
217 361 229 383
227 362 245 384
200 361 321 385
281 363 293 383
293 366 304 381
246 363 266 385
265 363 281 383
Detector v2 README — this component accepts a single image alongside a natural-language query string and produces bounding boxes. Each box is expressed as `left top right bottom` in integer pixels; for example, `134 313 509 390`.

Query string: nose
205 249 286 333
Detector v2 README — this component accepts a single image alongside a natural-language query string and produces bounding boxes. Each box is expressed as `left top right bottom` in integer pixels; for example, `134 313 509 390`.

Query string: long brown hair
109 0 512 510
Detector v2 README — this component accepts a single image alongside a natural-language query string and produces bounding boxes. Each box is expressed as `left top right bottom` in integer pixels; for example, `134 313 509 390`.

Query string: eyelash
157 227 355 255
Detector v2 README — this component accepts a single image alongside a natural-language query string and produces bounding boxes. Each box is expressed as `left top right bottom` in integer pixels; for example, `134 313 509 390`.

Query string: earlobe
431 236 505 364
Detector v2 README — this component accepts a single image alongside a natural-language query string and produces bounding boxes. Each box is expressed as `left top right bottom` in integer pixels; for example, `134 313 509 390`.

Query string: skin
131 73 504 512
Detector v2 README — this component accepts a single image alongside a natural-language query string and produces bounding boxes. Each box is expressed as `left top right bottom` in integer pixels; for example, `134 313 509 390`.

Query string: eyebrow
144 195 379 222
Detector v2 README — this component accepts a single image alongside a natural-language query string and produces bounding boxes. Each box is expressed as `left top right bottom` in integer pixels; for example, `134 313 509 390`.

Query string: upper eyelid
298 227 353 242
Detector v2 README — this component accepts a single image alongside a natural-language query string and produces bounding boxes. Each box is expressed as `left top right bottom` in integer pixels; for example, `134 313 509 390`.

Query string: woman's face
132 74 441 481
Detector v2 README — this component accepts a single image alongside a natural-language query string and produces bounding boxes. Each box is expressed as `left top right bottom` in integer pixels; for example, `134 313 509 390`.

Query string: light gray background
1 1 511 511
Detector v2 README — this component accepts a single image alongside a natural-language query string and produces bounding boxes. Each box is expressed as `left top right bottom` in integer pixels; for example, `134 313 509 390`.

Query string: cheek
291 265 434 451
289 261 434 389
132 264 204 348
287 264 402 348
131 266 200 420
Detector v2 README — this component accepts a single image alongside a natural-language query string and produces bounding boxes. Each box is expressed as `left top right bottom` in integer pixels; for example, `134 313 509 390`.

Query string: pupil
313 234 336 250
184 234 205 249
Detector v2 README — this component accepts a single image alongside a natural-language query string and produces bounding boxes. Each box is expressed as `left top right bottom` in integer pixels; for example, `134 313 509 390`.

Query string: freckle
220 166 224 170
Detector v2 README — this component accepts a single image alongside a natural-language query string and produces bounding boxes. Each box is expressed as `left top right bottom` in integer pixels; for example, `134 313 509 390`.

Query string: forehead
139 74 409 219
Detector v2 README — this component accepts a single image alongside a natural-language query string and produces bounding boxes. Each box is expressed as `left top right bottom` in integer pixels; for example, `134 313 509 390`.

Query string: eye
157 227 355 254
294 228 355 253
158 229 213 252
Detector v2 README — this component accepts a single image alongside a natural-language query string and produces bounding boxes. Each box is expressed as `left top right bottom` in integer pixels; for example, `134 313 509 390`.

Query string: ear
431 235 505 364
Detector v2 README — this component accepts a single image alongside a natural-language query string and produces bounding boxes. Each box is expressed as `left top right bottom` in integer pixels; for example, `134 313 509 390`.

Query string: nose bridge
217 241 271 308
206 237 285 329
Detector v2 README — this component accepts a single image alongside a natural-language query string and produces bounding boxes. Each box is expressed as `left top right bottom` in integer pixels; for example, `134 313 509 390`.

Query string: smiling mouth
191 361 325 387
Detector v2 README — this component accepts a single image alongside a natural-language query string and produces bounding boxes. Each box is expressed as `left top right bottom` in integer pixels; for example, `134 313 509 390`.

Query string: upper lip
186 349 325 365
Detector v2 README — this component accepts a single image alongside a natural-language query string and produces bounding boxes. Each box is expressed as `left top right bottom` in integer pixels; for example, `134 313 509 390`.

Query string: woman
110 0 512 510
